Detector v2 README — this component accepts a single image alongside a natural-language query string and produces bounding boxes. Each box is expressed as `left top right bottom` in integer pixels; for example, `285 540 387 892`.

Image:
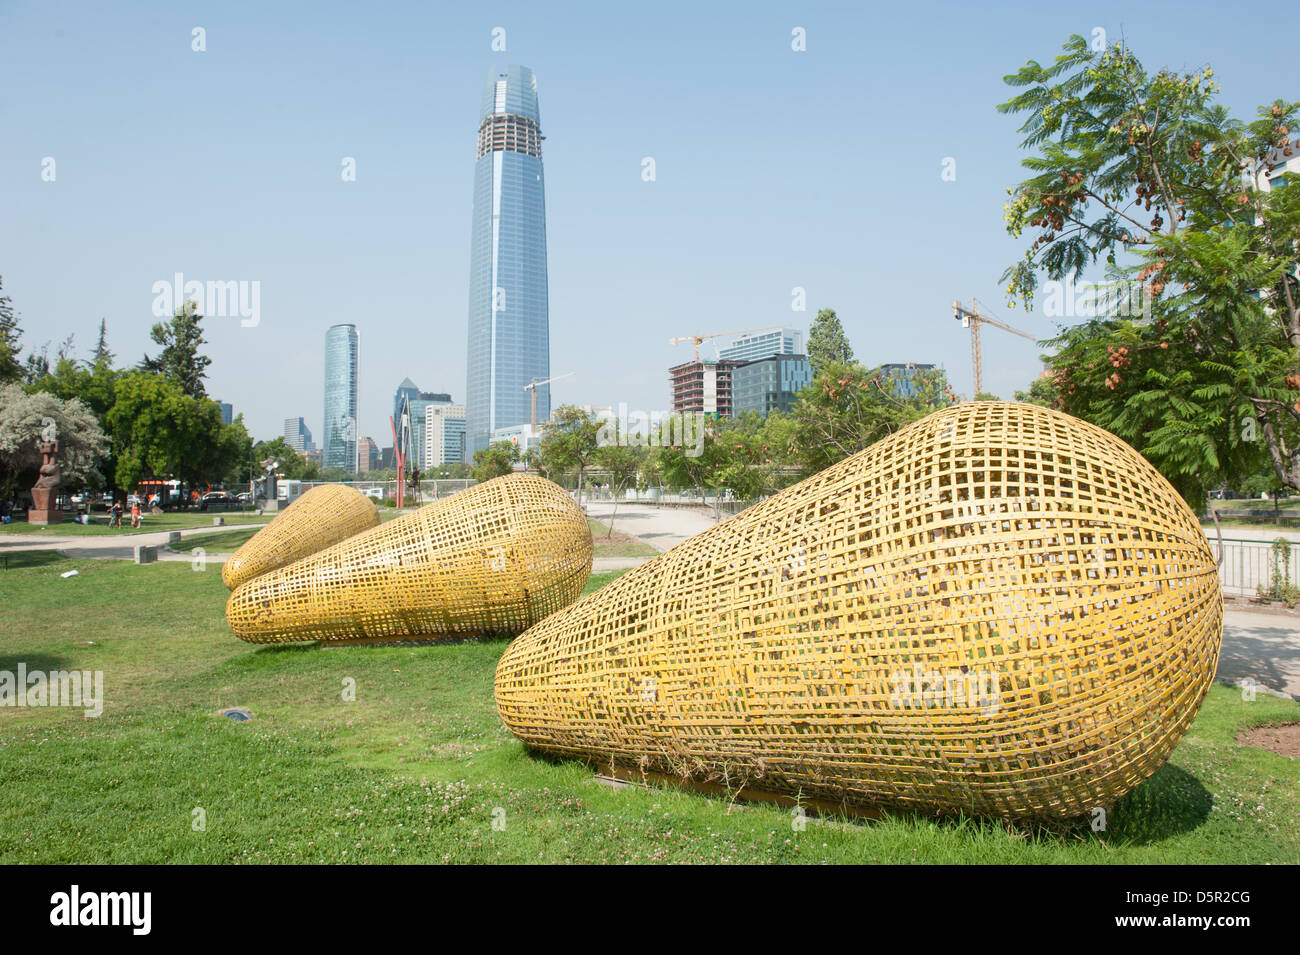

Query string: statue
28 439 63 525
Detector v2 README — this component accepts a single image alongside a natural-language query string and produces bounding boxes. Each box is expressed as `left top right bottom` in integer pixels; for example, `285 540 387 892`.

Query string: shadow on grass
0 550 67 570
519 747 1213 846
0 651 76 673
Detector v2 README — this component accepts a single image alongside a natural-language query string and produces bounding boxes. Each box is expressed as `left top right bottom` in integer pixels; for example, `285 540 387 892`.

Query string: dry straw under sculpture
226 474 592 645
222 483 382 589
495 402 1223 819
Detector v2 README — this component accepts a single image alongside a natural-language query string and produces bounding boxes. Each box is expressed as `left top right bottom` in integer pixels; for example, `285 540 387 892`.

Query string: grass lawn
174 526 266 553
1 510 269 537
0 550 1296 864
588 517 658 558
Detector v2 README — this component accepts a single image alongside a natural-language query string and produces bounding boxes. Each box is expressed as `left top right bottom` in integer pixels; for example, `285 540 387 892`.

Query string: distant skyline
2 1 1296 443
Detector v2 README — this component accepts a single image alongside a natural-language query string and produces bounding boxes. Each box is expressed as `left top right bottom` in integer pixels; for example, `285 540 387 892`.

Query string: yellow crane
952 299 1036 398
523 372 575 432
668 324 791 362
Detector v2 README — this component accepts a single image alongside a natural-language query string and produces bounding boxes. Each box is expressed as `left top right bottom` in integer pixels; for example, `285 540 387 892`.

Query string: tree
1014 372 1060 407
0 276 23 384
807 307 854 373
107 372 240 493
142 300 211 398
91 318 113 367
974 392 1002 401
538 405 602 506
250 437 315 481
591 442 646 536
472 441 519 482
0 383 109 500
789 360 953 476
999 34 1300 499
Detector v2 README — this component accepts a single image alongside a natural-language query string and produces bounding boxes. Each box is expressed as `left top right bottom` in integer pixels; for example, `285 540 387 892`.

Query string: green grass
0 550 1297 863
1 510 268 537
588 517 658 557
174 526 266 553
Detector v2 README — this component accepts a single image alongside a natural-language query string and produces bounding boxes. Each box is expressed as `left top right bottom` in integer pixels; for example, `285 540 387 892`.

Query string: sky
1 0 1297 444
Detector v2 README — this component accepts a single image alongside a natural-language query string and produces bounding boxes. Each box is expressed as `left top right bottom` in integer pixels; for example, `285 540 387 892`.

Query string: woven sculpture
222 484 382 589
495 402 1223 819
226 474 592 645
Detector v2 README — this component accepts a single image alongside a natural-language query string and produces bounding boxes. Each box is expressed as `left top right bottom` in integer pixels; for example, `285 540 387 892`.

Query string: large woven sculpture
227 474 592 645
222 484 382 589
495 403 1223 819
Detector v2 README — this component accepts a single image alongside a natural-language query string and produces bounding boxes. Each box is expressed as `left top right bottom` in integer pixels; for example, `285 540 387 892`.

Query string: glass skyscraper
465 64 550 456
323 324 359 472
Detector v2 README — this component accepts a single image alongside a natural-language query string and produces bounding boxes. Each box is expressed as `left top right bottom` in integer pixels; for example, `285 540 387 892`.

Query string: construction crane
668 325 791 362
523 372 575 432
952 299 1036 398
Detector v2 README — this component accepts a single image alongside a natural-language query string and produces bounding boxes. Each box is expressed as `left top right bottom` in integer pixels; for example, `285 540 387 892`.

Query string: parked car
235 492 253 504
199 491 240 512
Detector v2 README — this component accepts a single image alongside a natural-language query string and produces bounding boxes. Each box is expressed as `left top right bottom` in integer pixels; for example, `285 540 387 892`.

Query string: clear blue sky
2 1 1295 443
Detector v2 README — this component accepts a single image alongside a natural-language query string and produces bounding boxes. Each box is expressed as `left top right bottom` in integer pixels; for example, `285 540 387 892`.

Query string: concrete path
1217 609 1300 699
0 522 264 562
583 501 720 552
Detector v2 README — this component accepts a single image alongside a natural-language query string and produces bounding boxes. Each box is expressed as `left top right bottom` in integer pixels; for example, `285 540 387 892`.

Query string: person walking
130 500 141 529
109 500 123 529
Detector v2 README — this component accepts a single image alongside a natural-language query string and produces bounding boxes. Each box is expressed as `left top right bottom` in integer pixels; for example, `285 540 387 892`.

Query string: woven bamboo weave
495 402 1223 819
226 474 592 645
222 483 382 589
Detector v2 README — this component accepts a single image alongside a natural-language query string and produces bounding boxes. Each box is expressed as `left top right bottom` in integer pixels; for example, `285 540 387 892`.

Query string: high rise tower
465 65 550 457
323 323 359 473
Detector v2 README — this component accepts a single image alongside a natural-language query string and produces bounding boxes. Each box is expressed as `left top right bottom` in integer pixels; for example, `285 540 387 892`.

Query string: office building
323 324 359 472
424 404 467 468
283 417 314 453
731 354 811 416
879 362 937 399
216 401 233 425
719 329 803 363
357 436 380 474
395 385 453 470
466 65 551 456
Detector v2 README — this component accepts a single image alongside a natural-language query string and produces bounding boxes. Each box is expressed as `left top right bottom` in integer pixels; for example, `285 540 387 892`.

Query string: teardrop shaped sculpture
226 474 592 645
222 483 382 589
495 403 1223 819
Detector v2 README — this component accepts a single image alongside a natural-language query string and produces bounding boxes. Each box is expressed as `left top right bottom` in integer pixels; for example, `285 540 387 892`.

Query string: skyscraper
323 324 359 472
465 64 551 457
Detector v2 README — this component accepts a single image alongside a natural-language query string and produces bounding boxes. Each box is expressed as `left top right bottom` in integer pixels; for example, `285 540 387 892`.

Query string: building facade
283 416 314 453
216 401 233 425
466 64 551 457
731 354 811 416
395 389 453 471
879 362 936 399
323 323 359 472
357 437 380 474
424 404 468 468
719 329 803 363
669 359 743 417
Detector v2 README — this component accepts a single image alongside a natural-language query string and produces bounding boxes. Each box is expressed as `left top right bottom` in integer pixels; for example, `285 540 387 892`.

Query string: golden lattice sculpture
226 474 592 645
495 402 1223 819
222 483 382 589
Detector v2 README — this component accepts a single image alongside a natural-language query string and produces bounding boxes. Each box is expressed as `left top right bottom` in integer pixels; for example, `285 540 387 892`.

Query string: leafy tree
23 343 50 385
789 360 953 475
807 307 854 373
538 405 602 505
0 383 109 500
472 441 519 482
250 437 316 481
974 392 1002 401
999 34 1300 498
591 441 647 536
0 276 22 384
142 300 211 398
107 372 240 493
1014 373 1060 407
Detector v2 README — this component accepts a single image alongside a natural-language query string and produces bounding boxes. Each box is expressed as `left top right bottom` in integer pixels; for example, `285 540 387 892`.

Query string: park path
0 521 264 562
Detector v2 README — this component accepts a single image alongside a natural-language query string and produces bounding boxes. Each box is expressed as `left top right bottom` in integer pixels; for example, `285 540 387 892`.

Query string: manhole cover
218 707 253 723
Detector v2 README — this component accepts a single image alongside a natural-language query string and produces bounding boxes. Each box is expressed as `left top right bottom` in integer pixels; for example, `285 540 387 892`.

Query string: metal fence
1214 536 1300 599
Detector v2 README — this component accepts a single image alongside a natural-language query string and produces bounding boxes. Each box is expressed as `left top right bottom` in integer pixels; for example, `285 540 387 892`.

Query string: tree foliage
1000 34 1300 497
471 441 519 482
0 383 109 497
806 307 854 373
141 301 211 399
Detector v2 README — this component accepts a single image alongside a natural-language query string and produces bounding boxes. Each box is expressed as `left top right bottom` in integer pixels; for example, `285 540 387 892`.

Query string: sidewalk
0 522 263 563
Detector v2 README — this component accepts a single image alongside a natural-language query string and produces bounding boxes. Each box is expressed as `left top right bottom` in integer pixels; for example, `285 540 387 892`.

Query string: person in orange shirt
130 501 142 529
